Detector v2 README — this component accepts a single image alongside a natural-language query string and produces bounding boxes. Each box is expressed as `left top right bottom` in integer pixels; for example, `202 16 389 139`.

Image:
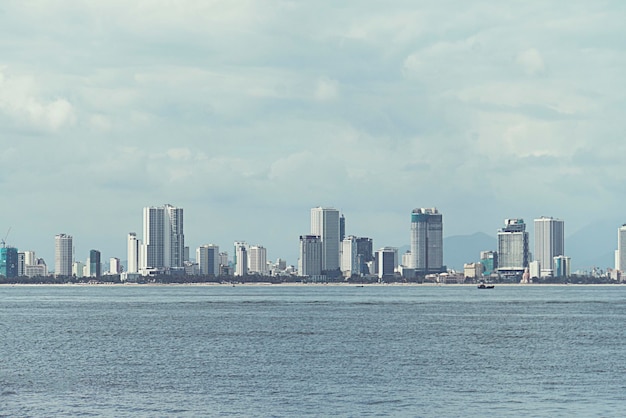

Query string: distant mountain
394 220 620 273
443 232 497 271
566 219 620 271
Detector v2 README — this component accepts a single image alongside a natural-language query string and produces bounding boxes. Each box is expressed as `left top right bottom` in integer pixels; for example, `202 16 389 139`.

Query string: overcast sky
2 1 625 267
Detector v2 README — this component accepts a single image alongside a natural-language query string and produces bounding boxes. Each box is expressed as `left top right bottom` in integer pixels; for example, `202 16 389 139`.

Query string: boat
477 281 494 289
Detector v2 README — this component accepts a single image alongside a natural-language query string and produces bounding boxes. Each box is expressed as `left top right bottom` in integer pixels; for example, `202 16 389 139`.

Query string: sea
2 284 626 417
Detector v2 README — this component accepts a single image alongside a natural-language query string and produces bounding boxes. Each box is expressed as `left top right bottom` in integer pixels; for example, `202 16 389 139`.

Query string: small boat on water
477 281 495 289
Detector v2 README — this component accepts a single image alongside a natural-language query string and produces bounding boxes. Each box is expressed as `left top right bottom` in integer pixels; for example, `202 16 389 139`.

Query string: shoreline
0 282 623 287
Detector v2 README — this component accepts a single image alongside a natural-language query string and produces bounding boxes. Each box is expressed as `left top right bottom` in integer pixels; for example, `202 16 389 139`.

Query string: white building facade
616 225 626 271
234 243 248 276
341 236 359 278
248 246 268 275
54 233 73 277
127 232 140 274
534 216 565 277
311 207 340 272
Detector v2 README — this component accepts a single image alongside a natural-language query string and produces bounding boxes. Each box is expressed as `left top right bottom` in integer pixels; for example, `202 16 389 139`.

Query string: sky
2 1 626 268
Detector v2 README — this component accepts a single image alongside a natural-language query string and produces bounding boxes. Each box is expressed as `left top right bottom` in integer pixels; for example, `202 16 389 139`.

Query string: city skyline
6 204 626 275
2 2 626 270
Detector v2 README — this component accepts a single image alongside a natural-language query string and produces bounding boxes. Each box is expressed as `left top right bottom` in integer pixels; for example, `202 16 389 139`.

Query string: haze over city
2 2 625 267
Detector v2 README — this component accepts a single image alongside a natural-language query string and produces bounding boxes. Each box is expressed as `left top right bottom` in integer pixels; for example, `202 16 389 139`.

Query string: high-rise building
553 255 571 278
89 249 101 278
234 243 248 276
72 261 85 278
0 247 18 278
17 252 25 277
248 246 268 275
311 207 340 272
356 237 373 263
410 208 444 274
197 244 220 276
219 252 229 268
534 216 565 276
55 234 73 277
497 219 529 275
376 247 398 279
141 204 184 270
127 232 140 274
24 250 37 267
480 251 498 276
110 257 121 275
616 225 626 272
298 235 322 277
341 236 359 278
339 214 346 242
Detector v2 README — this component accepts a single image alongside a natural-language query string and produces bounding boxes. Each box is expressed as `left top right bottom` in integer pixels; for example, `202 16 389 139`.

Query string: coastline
0 282 623 287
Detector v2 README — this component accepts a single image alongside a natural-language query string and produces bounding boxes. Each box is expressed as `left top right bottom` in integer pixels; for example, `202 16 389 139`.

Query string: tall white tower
410 208 443 273
248 246 268 275
616 225 626 271
534 216 565 276
310 207 340 272
127 232 140 274
341 236 359 278
54 233 73 277
234 243 248 276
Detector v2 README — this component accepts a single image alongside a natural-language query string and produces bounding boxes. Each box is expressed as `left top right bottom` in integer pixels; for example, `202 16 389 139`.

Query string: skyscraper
197 244 220 276
376 247 398 279
553 255 571 278
497 219 529 275
89 249 101 278
480 251 498 276
311 207 340 272
234 243 248 276
248 246 268 275
410 208 444 274
298 235 322 277
341 236 358 278
534 216 565 276
339 214 346 242
110 257 121 275
615 225 626 271
141 204 184 270
127 232 140 274
0 247 18 278
55 233 73 277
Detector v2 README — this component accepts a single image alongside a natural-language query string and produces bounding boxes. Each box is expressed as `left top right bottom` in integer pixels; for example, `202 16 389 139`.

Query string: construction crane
1 227 11 248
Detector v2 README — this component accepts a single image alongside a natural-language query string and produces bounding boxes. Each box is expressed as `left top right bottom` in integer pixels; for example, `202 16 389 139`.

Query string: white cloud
517 48 545 75
0 69 76 131
314 78 339 101
0 1 625 266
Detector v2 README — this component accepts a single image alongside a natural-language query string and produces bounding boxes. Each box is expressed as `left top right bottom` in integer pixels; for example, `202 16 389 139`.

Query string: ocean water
1 284 626 417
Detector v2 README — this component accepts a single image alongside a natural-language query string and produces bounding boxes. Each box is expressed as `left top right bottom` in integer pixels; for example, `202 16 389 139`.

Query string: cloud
517 48 545 75
0 69 76 131
314 77 339 101
0 1 625 268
